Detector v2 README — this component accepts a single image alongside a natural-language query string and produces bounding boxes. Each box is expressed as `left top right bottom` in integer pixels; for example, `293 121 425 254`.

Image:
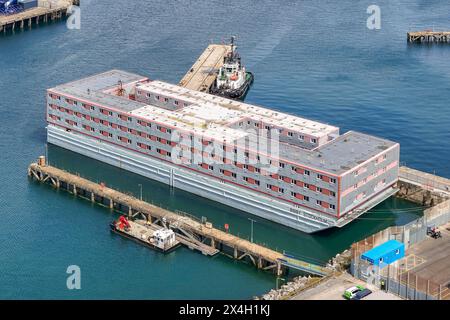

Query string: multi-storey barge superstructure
46 70 400 233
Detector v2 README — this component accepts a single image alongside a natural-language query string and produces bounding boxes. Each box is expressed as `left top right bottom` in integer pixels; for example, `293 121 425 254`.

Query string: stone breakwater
256 275 317 300
255 249 352 300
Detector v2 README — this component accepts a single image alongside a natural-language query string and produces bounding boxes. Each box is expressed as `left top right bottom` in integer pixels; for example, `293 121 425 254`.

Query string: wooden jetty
0 0 78 33
28 158 332 277
407 31 450 43
179 44 232 92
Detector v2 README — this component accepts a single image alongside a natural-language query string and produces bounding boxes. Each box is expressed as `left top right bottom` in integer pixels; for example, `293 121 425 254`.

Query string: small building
153 228 177 251
361 240 405 268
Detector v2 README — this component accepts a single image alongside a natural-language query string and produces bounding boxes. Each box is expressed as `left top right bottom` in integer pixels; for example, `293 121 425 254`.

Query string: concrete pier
407 31 450 43
0 0 77 34
397 166 450 206
28 160 332 277
179 44 232 92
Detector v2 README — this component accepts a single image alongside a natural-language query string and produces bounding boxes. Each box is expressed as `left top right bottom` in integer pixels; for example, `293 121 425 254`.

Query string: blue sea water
0 0 449 299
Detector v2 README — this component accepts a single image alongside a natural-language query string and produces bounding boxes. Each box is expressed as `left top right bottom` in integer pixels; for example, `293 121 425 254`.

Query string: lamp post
248 218 256 243
138 184 143 200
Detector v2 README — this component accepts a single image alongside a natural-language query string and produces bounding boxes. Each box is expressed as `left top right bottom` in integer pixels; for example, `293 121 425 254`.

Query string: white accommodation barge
46 70 399 233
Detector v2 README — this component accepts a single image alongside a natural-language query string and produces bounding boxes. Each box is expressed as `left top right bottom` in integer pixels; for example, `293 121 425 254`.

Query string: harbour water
1 0 449 299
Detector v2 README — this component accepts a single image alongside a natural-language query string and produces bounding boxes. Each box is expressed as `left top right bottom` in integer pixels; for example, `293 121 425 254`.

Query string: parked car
343 285 365 300
351 288 373 300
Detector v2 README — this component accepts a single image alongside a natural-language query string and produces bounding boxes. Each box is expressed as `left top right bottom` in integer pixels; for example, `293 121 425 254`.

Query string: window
299 135 304 140
311 138 317 144
316 200 322 205
279 188 284 194
291 192 296 197
317 174 323 180
288 132 293 137
317 187 322 193
304 196 309 201
304 183 310 189
175 101 179 105
304 170 310 176
330 204 336 209
330 178 336 184
231 173 237 178
279 162 285 169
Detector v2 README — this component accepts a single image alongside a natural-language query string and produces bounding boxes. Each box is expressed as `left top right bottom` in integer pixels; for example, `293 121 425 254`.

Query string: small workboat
210 36 254 100
110 216 180 253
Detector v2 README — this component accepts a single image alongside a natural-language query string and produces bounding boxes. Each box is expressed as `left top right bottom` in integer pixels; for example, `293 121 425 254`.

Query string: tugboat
210 37 254 100
110 216 180 253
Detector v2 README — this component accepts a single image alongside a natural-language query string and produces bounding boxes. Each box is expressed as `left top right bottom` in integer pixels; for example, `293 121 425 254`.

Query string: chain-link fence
350 198 450 300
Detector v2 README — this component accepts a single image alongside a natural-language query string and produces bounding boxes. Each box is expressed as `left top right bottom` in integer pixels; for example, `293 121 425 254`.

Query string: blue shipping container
361 240 405 268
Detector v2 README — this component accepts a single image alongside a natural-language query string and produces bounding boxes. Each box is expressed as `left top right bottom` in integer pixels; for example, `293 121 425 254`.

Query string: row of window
198 162 336 199
351 167 389 191
209 165 336 209
137 90 189 108
236 120 319 144
49 102 337 181
353 153 388 177
50 113 339 191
